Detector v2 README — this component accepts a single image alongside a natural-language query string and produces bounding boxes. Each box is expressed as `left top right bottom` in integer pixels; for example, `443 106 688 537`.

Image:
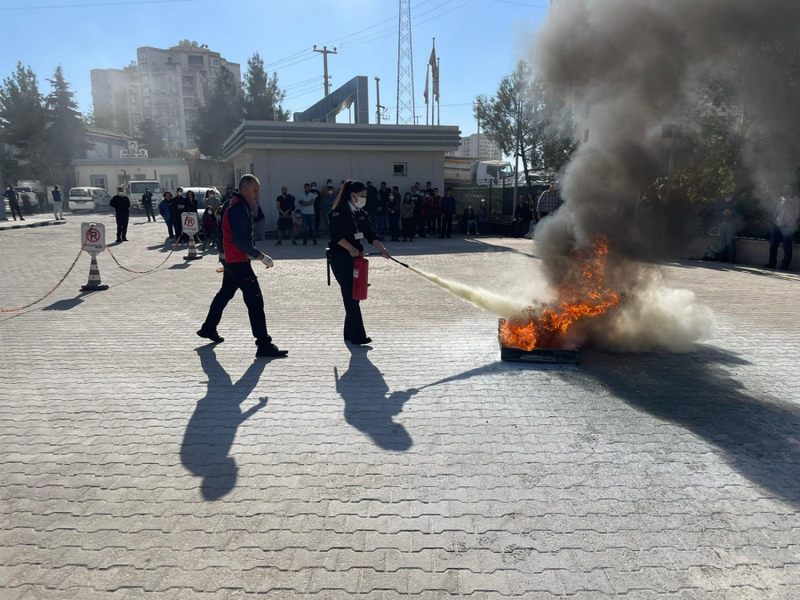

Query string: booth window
393 163 407 176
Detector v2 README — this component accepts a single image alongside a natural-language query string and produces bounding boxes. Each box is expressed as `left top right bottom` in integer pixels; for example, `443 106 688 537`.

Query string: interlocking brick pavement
1 212 799 598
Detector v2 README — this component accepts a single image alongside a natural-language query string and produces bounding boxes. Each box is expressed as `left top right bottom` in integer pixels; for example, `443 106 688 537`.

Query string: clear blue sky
0 0 548 139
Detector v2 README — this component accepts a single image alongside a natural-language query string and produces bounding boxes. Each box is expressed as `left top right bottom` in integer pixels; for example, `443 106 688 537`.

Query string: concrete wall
74 162 190 193
233 149 446 229
688 235 799 270
188 159 235 189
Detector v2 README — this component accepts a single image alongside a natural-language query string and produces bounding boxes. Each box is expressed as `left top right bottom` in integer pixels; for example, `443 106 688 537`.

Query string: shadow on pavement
578 345 800 507
180 345 268 501
663 258 800 281
335 346 415 451
43 292 91 311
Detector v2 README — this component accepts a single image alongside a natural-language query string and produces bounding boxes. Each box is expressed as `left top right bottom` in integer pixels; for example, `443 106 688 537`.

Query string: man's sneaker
197 327 224 344
256 343 288 358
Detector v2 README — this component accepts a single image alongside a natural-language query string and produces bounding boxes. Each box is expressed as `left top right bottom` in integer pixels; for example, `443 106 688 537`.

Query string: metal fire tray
500 345 580 365
498 318 580 364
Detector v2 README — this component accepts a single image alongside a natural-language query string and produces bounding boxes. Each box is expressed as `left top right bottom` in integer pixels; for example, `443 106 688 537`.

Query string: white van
127 180 162 210
68 187 111 212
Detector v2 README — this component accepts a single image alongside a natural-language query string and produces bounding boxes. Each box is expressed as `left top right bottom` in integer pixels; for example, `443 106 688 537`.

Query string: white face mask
352 195 367 210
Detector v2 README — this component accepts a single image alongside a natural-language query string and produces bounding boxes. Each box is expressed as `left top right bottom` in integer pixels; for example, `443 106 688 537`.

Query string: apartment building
446 133 503 160
91 42 241 152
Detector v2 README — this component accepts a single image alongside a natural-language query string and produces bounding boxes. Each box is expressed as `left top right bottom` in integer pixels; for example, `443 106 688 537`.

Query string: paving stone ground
1 211 799 599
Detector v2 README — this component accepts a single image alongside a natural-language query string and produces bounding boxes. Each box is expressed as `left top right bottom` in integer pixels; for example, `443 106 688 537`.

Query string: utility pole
313 45 338 96
436 57 441 126
474 101 481 159
375 77 384 124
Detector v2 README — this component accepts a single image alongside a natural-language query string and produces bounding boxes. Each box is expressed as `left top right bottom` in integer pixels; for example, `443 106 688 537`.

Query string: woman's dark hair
186 190 195 200
163 191 172 199
332 179 366 210
403 192 412 202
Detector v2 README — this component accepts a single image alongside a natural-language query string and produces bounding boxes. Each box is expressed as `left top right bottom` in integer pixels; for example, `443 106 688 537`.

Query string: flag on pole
423 63 429 105
433 58 440 102
429 40 439 102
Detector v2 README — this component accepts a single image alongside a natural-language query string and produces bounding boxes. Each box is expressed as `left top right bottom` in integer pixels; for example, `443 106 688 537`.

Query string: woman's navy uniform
328 201 378 343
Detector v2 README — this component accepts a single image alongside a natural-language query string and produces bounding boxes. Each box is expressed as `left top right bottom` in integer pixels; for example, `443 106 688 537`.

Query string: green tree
475 61 577 184
194 66 243 157
0 62 49 181
135 117 166 158
46 66 89 184
244 52 289 121
83 106 115 131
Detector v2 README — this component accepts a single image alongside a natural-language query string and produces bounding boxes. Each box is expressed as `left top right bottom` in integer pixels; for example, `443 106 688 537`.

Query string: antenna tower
395 0 415 124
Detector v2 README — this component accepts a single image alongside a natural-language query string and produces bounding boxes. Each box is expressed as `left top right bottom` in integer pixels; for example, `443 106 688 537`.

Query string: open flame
500 236 620 351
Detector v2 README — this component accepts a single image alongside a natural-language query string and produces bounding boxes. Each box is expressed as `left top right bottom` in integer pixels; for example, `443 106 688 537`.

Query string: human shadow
180 345 268 500
334 346 416 451
577 346 800 507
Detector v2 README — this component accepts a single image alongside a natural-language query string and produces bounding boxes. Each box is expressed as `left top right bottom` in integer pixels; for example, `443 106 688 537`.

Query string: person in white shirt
764 184 800 270
298 182 317 245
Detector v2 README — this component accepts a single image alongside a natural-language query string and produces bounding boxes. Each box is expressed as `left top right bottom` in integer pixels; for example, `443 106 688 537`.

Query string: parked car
68 187 111 212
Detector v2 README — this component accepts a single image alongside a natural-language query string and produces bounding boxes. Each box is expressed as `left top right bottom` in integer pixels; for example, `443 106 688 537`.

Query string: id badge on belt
354 232 364 240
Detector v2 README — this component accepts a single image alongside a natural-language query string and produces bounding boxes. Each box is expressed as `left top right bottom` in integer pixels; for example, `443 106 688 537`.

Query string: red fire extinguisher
352 256 369 300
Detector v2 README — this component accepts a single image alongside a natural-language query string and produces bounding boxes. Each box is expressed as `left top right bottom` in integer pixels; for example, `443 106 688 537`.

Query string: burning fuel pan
498 319 579 365
500 345 579 365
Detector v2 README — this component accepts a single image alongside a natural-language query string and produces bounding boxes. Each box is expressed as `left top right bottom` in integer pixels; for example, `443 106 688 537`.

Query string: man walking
5 185 23 221
51 185 64 220
198 174 288 358
142 187 155 222
764 184 800 270
298 182 317 245
110 186 131 242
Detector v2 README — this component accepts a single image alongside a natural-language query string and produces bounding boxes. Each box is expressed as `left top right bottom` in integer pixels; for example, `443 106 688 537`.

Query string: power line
490 0 548 7
263 0 449 76
0 0 192 9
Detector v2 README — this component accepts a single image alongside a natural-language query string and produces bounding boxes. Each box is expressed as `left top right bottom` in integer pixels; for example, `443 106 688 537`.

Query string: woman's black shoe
346 336 372 345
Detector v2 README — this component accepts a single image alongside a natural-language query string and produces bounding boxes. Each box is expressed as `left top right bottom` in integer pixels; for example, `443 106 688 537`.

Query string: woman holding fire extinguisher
328 180 392 345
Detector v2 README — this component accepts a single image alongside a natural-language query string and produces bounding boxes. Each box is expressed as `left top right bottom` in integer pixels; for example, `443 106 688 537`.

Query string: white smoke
525 0 800 352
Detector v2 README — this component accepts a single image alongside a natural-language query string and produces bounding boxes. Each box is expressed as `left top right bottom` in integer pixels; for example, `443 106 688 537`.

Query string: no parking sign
182 212 199 235
81 222 106 254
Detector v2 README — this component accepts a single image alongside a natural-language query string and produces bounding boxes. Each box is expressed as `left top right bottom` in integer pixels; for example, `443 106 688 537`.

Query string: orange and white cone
183 236 202 261
80 254 109 291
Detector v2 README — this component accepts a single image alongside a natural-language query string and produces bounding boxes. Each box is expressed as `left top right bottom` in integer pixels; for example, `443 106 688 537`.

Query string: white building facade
222 121 461 229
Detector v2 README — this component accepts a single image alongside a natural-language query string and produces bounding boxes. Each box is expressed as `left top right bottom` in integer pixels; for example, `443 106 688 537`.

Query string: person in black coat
328 180 391 345
109 186 131 242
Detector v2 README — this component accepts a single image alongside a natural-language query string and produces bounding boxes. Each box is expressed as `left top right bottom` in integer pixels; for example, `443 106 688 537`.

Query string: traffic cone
80 253 109 291
183 235 202 260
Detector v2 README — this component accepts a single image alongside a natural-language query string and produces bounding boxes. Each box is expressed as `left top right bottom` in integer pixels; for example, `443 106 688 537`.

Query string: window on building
249 163 254 174
90 175 107 191
393 163 408 177
161 175 178 192
188 55 204 66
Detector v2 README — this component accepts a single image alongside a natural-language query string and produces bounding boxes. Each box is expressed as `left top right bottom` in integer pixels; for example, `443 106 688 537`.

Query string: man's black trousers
115 213 129 240
203 262 271 346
